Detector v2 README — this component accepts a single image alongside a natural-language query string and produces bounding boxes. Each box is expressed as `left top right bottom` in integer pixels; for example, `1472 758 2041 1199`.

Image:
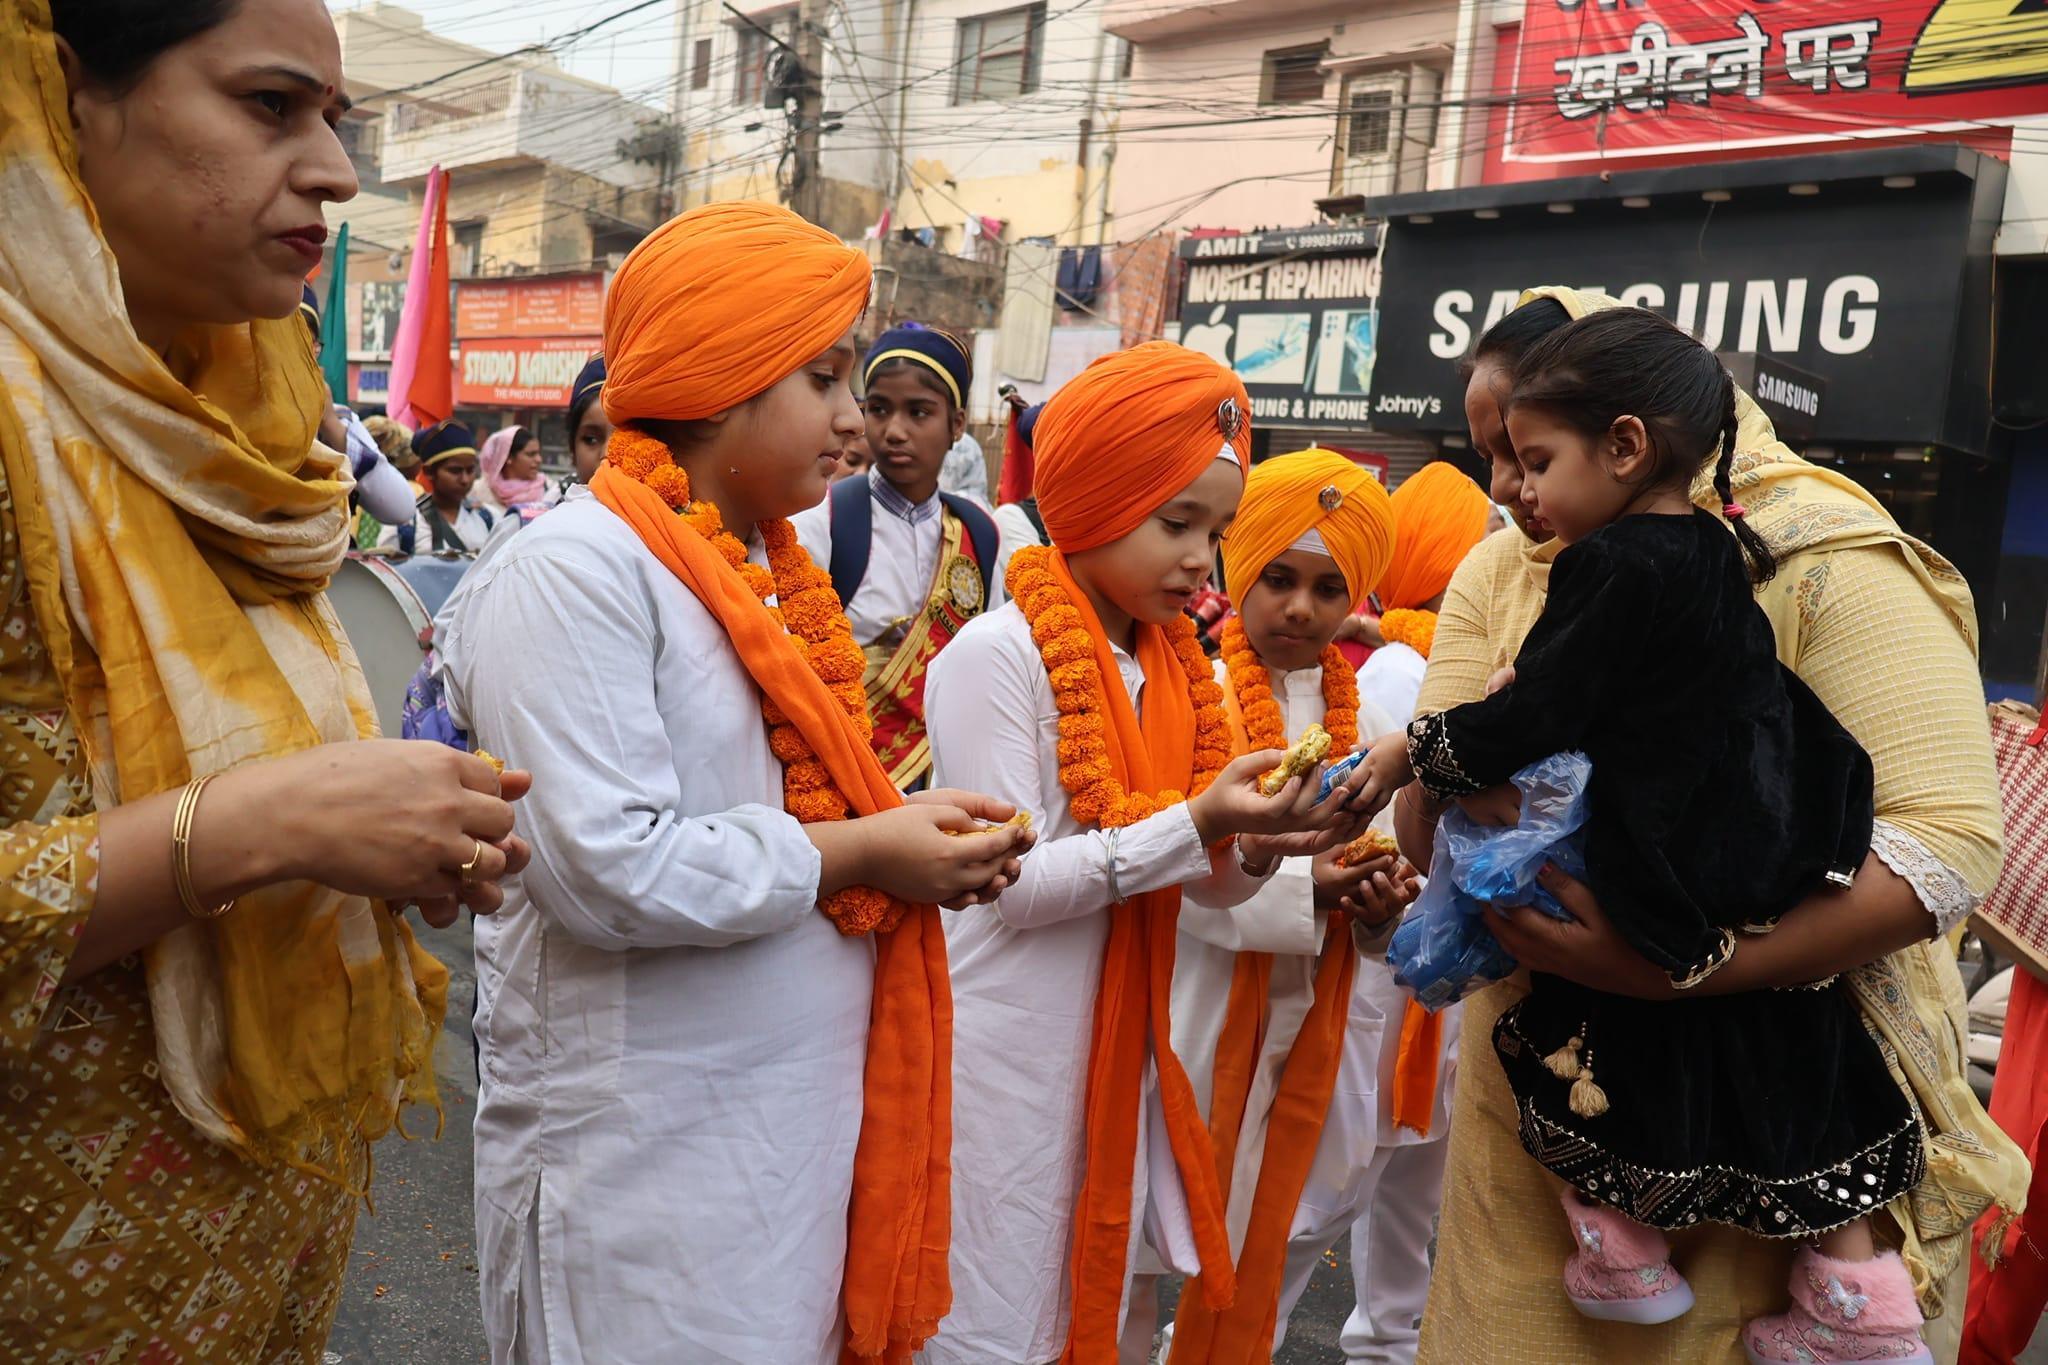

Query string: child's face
430 456 477 505
831 433 873 483
1069 457 1242 630
1239 547 1353 673
572 406 613 484
863 369 961 499
1503 407 1638 546
722 330 864 521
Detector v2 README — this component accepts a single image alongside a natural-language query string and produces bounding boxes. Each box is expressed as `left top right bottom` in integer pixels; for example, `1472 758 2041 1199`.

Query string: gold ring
459 840 486 884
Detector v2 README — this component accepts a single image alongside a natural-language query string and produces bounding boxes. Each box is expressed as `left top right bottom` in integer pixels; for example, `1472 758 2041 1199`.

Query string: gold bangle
173 775 234 920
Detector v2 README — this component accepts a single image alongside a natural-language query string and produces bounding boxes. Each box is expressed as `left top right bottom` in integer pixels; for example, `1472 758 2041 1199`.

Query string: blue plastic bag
1389 751 1592 1010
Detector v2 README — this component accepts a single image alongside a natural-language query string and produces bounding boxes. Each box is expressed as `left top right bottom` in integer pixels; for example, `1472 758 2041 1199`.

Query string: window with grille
734 11 793 107
454 222 485 278
952 3 1047 104
1261 44 1329 105
692 37 713 91
1332 65 1444 198
1344 90 1394 157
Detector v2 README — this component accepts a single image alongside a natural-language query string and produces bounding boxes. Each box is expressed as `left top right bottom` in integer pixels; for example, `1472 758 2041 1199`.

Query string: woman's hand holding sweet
214 740 533 930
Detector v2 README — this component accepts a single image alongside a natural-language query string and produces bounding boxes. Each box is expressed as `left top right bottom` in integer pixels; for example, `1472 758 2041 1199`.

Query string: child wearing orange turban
1334 457 1490 1363
921 344 1372 1364
1138 449 1423 1364
444 201 1031 1365
1362 460 1494 725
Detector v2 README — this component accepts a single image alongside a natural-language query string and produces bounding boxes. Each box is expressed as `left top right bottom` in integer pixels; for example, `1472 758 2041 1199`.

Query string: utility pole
790 0 830 225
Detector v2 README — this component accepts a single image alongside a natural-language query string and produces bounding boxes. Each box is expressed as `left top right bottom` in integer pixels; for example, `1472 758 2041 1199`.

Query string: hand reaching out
1340 731 1415 823
1312 848 1421 928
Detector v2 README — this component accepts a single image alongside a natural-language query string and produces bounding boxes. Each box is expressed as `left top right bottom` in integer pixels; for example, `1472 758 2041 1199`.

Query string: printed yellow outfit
0 478 362 1361
0 0 445 1357
1415 288 2026 1364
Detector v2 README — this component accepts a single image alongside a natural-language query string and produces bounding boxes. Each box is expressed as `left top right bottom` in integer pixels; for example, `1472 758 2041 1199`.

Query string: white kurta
1169 663 1396 1259
440 491 874 1365
1352 641 1427 738
991 500 1045 598
922 602 1264 1365
377 501 493 554
1140 665 1399 1359
1328 654 1463 1364
794 475 1000 649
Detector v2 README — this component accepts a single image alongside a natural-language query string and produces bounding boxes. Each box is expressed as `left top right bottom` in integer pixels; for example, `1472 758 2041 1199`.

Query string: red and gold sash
863 508 987 787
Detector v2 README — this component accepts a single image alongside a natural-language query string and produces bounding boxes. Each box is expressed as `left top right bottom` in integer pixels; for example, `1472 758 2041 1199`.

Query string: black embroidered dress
1407 510 1923 1236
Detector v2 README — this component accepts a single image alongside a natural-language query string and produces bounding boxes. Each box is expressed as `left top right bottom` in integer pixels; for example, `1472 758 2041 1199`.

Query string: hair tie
1722 501 1748 520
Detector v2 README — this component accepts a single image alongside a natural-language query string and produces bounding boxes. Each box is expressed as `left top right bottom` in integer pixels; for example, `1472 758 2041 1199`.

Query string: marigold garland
1006 544 1232 829
1218 617 1360 755
1378 607 1437 660
609 426 905 935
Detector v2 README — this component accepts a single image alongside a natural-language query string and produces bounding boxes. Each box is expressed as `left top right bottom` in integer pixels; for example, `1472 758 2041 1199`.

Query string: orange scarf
1046 549 1239 1361
1170 671 1362 1361
592 463 951 1364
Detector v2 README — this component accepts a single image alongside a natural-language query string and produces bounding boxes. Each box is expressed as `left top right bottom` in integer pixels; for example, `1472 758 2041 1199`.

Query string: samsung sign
1370 162 2000 452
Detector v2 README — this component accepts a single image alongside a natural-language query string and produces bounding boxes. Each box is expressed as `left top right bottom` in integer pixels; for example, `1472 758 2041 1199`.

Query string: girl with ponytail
1352 308 1934 1363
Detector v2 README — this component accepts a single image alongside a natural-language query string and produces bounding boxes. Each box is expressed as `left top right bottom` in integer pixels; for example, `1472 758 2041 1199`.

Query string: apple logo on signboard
1181 306 1234 368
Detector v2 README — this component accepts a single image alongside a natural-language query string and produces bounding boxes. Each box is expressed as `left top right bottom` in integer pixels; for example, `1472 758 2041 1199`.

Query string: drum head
330 556 433 738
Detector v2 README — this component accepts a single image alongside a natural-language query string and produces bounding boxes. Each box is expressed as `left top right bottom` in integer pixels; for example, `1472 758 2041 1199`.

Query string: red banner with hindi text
1493 0 2048 178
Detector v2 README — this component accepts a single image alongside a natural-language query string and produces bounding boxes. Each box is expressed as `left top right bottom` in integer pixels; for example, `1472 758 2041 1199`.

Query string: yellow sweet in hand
1259 723 1332 796
473 749 507 775
947 810 1033 837
1336 829 1400 869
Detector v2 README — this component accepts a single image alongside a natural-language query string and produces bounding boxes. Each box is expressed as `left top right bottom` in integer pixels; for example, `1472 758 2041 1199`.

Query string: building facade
329 3 668 450
1363 0 2048 690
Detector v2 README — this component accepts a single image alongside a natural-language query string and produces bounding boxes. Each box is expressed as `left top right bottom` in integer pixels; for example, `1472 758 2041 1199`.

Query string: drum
391 553 474 618
329 554 433 739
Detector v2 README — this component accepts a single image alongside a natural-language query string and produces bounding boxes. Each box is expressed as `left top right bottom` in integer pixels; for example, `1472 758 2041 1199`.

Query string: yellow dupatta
0 0 445 1169
1496 285 2026 1309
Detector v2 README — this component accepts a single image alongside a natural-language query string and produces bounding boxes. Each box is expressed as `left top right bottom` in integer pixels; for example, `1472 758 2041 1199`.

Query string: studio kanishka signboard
453 272 605 408
1176 227 1384 431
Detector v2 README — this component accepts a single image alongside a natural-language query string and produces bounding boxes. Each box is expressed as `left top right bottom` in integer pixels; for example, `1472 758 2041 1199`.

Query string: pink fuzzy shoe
1743 1248 1935 1364
1560 1189 1696 1324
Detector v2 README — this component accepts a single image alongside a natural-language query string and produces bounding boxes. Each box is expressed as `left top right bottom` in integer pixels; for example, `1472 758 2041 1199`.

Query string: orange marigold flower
1217 620 1362 754
811 638 866 685
607 432 913 941
1378 608 1437 660
1008 543 1231 837
1058 711 1107 740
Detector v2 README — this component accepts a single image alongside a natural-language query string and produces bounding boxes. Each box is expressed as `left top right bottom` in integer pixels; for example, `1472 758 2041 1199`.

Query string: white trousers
1316 1137 1450 1365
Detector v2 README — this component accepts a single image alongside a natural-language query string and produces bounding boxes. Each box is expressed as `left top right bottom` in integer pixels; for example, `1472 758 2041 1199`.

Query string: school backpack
825 476 998 608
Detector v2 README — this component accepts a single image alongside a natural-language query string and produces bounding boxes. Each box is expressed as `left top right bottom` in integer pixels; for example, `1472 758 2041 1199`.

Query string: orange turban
1378 462 1490 609
1220 449 1396 608
1032 341 1250 553
602 201 871 424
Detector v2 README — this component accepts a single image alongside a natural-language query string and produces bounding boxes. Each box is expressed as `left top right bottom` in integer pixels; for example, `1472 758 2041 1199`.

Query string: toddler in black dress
1356 309 1932 1364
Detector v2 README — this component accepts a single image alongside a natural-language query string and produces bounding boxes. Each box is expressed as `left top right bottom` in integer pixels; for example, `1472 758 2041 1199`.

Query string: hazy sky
327 0 683 102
